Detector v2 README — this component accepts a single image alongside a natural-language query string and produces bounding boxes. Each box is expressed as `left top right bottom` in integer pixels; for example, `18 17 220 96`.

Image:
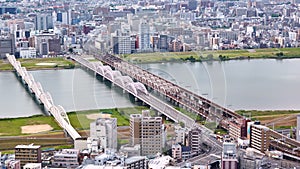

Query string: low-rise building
15 144 41 167
23 163 41 169
124 156 147 169
19 47 36 58
52 149 79 168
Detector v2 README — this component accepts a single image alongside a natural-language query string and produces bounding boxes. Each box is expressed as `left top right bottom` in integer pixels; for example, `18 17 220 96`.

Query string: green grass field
0 60 13 70
69 106 154 129
0 106 152 136
0 115 61 136
0 57 75 71
124 48 300 63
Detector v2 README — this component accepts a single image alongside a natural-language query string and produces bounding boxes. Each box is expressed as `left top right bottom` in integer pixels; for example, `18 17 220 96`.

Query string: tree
68 47 74 53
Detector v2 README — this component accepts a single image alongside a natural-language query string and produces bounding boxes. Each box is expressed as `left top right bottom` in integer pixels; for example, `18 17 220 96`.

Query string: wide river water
1 59 300 118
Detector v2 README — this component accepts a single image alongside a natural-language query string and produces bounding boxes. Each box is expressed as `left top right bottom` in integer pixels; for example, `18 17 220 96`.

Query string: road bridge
93 54 300 159
7 54 81 140
70 55 198 129
95 54 242 129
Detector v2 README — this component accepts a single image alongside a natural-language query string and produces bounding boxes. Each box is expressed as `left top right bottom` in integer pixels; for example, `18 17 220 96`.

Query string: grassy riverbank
0 106 151 136
124 47 300 63
0 57 75 71
236 110 300 129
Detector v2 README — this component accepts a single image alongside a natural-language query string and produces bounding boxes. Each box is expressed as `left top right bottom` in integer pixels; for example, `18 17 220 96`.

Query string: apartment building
52 149 79 168
130 110 163 156
90 118 118 150
15 144 41 167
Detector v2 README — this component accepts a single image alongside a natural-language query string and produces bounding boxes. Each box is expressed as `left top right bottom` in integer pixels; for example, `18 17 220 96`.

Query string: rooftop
125 156 146 164
15 144 40 149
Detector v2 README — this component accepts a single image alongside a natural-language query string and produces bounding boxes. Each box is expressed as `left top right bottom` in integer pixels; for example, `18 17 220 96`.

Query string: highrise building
111 33 133 54
188 127 202 155
130 114 142 145
249 124 269 152
35 14 53 31
90 118 118 150
15 144 41 167
138 19 150 52
141 115 162 156
0 35 15 59
130 110 163 156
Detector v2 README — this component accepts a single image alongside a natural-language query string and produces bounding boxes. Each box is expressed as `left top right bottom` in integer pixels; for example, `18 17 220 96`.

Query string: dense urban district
1 0 300 168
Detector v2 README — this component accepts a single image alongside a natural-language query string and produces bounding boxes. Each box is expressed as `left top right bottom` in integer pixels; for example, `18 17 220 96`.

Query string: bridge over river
7 54 81 140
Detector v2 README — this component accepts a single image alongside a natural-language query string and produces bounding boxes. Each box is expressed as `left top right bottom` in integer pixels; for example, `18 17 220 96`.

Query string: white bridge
7 54 81 140
70 55 197 129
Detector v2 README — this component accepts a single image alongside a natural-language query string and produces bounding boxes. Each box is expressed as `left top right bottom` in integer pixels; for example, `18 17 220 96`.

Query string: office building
48 38 61 54
138 19 151 52
111 33 133 54
0 36 15 59
0 7 17 14
90 118 117 150
34 32 58 56
15 144 41 167
52 149 79 168
188 127 202 155
35 14 53 31
221 142 238 169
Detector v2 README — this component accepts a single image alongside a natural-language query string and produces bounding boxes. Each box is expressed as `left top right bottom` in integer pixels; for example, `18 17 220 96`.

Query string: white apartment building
90 118 117 150
19 48 36 58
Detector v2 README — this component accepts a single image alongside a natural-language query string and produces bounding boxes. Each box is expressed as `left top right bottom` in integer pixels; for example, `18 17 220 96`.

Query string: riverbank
236 110 299 129
0 57 75 71
0 106 153 152
124 47 300 63
0 106 152 136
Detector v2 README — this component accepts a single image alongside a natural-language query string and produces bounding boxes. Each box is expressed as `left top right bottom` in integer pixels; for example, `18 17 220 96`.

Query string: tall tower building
130 114 142 145
130 110 163 156
188 127 202 156
35 14 53 31
90 118 118 150
138 19 150 52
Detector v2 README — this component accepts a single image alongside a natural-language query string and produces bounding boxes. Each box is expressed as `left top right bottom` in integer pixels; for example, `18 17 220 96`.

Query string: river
1 59 300 118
